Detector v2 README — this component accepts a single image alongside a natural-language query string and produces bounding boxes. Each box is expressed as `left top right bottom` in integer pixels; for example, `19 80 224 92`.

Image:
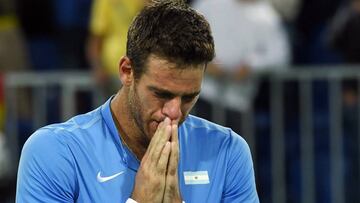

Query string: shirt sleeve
16 129 77 203
222 131 260 203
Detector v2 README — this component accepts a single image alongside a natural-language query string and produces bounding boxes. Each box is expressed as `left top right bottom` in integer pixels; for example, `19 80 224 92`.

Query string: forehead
140 55 205 93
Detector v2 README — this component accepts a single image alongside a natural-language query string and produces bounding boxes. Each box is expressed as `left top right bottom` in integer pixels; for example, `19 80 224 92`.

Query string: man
193 0 290 112
16 1 259 202
87 0 146 97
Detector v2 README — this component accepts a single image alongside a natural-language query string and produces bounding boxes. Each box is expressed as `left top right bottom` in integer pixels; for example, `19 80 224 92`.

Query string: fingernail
164 117 170 124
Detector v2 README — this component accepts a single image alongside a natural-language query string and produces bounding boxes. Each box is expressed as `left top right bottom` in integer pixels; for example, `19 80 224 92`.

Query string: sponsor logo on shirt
97 171 125 183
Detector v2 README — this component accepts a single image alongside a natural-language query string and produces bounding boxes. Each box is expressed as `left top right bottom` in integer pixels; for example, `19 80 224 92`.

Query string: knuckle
168 168 177 176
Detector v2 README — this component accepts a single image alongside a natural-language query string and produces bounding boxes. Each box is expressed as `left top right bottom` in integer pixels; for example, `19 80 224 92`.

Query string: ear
118 56 133 86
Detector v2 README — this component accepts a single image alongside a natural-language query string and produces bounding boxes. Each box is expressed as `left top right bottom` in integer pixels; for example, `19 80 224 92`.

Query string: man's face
128 55 205 141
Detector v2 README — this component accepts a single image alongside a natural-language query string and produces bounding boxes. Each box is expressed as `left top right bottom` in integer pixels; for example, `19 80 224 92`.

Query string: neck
110 91 148 160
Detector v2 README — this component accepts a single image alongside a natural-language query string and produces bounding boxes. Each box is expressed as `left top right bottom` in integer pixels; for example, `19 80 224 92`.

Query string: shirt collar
100 96 140 171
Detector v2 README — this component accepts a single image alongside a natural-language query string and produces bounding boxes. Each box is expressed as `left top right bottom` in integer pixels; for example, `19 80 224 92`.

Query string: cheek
143 96 165 118
182 100 197 115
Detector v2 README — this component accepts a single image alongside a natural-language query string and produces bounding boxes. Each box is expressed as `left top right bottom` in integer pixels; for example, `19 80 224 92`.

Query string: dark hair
126 0 215 79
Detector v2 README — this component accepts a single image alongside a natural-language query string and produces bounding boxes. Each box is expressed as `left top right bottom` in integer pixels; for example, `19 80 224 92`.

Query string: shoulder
182 114 253 165
18 127 76 182
17 127 79 201
21 128 69 159
180 115 258 201
21 107 103 163
181 115 230 135
182 115 246 142
37 107 102 141
181 115 250 155
16 108 103 201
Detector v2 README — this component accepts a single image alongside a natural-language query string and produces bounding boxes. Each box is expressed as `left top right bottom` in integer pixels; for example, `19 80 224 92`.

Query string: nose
162 97 182 122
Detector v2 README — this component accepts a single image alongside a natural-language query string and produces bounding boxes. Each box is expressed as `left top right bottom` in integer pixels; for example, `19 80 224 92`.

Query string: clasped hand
131 117 182 203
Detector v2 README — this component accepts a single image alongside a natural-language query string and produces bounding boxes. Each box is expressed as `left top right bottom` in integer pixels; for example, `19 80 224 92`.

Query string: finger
147 118 172 166
170 124 179 174
148 117 171 152
167 141 179 176
146 119 165 153
167 124 179 176
171 124 179 144
141 118 167 167
163 141 181 202
149 117 171 151
145 117 170 158
149 122 171 163
157 141 171 174
141 121 164 163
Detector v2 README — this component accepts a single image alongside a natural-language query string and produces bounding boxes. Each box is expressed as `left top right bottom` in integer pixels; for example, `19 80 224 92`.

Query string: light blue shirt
16 98 259 202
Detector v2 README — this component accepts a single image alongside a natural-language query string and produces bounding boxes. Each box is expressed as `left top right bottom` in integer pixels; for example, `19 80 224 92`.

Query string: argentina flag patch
183 171 210 185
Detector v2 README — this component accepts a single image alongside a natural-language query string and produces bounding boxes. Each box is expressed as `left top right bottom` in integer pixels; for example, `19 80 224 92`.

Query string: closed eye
182 95 197 103
148 86 200 102
154 91 174 100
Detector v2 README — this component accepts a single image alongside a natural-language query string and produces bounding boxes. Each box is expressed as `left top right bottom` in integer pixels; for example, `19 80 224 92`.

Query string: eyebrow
147 86 201 98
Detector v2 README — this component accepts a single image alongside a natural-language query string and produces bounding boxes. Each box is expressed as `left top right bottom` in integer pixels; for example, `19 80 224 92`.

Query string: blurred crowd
1 0 360 202
1 0 357 73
